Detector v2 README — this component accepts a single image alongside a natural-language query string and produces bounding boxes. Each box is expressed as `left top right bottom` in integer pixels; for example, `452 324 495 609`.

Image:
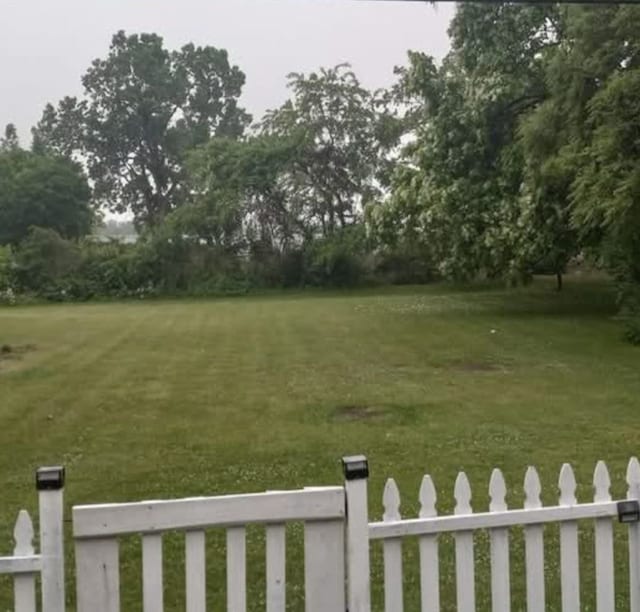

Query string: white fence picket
523 466 545 612
627 457 640 612
593 461 614 612
13 510 36 612
14 574 36 612
227 526 247 612
489 469 510 612
454 471 475 612
418 476 439 612
382 478 403 612
142 533 163 612
558 464 580 612
303 519 345 612
266 524 286 612
185 530 206 612
75 538 120 612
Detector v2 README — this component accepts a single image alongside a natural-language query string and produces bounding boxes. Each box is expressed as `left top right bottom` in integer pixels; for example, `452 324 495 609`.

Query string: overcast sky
1 0 454 144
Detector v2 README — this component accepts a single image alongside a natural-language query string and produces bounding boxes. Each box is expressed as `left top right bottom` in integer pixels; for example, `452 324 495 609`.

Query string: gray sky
1 0 454 144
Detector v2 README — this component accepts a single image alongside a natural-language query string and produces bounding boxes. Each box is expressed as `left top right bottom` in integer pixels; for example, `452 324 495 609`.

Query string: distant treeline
1 5 639 342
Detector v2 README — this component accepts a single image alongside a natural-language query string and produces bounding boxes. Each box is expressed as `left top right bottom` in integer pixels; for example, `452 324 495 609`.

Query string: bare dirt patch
331 404 388 422
0 344 37 370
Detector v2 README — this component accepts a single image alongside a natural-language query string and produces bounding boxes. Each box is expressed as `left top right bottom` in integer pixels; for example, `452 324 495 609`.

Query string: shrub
0 287 16 305
617 280 640 345
11 227 81 298
304 226 369 287
0 245 12 291
374 243 437 285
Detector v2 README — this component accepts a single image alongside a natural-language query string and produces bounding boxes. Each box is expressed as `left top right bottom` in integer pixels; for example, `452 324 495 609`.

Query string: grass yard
0 277 639 610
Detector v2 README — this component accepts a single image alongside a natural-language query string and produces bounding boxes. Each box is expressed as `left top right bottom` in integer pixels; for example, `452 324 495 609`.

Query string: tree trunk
556 271 563 292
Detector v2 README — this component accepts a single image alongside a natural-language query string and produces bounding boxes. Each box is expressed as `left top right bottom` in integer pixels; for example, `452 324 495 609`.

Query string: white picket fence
344 456 640 612
0 467 65 612
4 457 640 611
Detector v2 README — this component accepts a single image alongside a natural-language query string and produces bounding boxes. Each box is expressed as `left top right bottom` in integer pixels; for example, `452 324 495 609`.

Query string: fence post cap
342 455 369 481
618 499 640 523
36 466 65 491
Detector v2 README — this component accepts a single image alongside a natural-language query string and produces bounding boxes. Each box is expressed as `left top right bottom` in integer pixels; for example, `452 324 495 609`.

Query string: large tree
32 31 250 228
369 4 571 283
260 64 398 240
184 65 398 254
0 147 93 246
521 5 640 336
185 134 303 251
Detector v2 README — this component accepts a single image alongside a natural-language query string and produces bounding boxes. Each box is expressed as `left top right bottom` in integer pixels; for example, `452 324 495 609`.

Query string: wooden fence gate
73 485 346 612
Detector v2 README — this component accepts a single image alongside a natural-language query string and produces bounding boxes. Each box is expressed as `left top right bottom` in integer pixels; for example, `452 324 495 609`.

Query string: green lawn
0 278 639 610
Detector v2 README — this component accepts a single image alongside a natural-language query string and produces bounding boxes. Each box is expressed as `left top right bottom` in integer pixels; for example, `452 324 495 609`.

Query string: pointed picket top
593 461 611 503
627 457 640 499
383 478 401 521
13 510 34 556
559 463 577 506
489 468 507 512
454 471 472 515
419 475 437 518
524 466 542 509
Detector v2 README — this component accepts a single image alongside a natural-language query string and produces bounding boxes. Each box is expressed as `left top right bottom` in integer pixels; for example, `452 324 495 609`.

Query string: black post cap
36 466 65 491
618 500 640 523
342 455 369 481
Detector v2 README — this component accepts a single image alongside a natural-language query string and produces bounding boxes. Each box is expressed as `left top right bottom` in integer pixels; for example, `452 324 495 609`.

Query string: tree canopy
0 134 93 246
32 31 250 227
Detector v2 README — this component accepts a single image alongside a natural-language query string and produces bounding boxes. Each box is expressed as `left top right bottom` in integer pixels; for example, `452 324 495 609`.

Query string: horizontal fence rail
73 486 345 537
369 500 621 538
352 457 640 612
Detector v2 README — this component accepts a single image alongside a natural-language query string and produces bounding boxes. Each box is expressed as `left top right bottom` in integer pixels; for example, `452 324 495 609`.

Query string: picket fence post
343 455 371 612
37 466 65 612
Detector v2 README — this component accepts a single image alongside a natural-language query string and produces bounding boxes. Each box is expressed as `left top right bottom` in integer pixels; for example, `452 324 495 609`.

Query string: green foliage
619 282 640 345
187 135 303 249
33 31 250 228
0 150 93 246
0 124 19 152
303 225 369 287
261 65 398 240
369 3 640 342
370 4 555 282
0 246 12 297
520 5 640 339
373 242 437 286
11 227 81 298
